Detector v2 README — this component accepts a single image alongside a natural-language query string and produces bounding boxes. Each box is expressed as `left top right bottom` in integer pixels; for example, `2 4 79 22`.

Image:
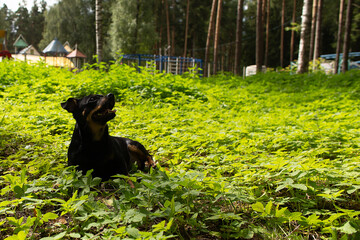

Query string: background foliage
1 0 360 66
1 60 360 239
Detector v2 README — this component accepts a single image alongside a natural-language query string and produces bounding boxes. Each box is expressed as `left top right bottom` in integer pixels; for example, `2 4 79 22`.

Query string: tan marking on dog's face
85 98 107 141
86 96 107 118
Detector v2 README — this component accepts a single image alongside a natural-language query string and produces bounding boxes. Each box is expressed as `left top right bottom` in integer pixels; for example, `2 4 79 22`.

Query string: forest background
0 0 360 73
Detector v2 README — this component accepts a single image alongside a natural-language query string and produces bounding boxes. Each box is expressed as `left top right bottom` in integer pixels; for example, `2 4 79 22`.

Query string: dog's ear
61 98 79 113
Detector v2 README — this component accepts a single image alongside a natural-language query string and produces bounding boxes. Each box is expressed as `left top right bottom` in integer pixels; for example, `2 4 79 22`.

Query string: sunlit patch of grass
1 60 360 239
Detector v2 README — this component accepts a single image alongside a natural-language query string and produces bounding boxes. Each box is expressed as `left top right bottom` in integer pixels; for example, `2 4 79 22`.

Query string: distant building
42 38 73 68
19 45 41 56
63 41 73 53
13 34 28 53
67 46 87 69
43 38 68 56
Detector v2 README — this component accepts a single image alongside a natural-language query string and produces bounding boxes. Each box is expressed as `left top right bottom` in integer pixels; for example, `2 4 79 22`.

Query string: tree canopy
1 0 360 71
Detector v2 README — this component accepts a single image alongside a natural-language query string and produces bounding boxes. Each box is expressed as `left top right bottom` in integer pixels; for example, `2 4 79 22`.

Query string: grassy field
1 60 360 239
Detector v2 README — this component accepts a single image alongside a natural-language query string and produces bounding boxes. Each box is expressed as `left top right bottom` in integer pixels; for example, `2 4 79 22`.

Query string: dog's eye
89 96 98 102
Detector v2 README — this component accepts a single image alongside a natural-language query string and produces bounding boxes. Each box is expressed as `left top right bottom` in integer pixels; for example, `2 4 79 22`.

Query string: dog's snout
107 93 114 99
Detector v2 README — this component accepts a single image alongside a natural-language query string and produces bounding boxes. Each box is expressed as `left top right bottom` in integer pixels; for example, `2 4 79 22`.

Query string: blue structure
43 38 68 56
320 52 360 73
320 52 360 59
121 54 203 75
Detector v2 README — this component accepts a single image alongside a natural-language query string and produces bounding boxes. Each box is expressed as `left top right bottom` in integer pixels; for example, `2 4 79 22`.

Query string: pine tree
213 0 222 75
204 0 217 76
183 0 190 57
234 0 244 75
334 0 345 74
28 0 46 49
256 0 264 73
342 0 353 72
297 0 312 74
313 0 323 63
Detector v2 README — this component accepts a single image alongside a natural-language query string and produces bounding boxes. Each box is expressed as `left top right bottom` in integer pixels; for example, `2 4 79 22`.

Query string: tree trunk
335 0 345 74
256 0 263 73
95 0 102 63
213 0 222 75
183 0 190 57
234 0 244 75
171 0 176 55
280 0 285 67
133 0 140 53
313 0 322 64
297 0 312 74
204 0 217 76
309 0 317 61
156 0 162 55
290 0 296 63
264 0 271 67
262 0 267 27
342 0 353 73
164 0 171 52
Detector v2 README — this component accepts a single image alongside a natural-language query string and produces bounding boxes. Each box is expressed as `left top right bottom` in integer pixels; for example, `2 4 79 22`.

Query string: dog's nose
107 93 114 99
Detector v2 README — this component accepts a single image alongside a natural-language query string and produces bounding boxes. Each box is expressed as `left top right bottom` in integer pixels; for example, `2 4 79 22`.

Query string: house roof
63 41 73 53
66 48 87 58
43 38 68 54
19 45 40 55
13 34 28 48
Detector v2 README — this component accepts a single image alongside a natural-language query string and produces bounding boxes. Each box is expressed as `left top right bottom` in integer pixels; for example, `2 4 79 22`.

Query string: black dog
61 93 155 181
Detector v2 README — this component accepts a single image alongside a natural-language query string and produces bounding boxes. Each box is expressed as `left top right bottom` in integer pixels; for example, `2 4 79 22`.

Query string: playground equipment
121 54 203 75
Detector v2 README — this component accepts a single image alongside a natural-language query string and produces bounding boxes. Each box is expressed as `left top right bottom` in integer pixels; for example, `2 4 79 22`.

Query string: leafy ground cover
1 60 360 239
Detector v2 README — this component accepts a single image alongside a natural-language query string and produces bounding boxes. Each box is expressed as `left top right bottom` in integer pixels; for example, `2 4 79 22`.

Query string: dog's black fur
61 93 155 181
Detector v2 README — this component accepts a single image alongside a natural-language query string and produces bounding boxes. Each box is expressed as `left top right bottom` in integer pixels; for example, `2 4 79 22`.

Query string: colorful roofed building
43 38 68 56
13 34 28 53
19 45 41 56
63 41 73 53
66 45 87 69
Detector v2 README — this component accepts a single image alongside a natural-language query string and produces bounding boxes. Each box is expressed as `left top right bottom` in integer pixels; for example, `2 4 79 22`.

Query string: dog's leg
127 144 156 171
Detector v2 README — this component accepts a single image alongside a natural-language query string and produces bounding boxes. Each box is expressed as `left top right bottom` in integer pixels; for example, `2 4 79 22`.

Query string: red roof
66 49 86 58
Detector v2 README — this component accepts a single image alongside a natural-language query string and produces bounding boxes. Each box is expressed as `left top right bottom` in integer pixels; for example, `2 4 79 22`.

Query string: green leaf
265 201 273 215
339 221 357 235
288 212 303 221
126 227 141 238
42 212 58 222
275 184 287 192
13 186 25 198
306 214 321 225
113 226 126 234
275 206 288 218
4 231 27 240
69 233 81 238
251 202 264 213
17 231 27 240
292 184 307 191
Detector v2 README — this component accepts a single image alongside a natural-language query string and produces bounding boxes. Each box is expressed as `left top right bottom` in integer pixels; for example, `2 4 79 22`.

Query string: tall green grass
1 60 360 239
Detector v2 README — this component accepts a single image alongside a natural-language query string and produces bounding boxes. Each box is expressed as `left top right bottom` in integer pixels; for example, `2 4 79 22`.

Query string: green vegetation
1 60 360 239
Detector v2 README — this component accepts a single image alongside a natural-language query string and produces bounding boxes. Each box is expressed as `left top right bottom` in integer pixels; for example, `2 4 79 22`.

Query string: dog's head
61 93 117 126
